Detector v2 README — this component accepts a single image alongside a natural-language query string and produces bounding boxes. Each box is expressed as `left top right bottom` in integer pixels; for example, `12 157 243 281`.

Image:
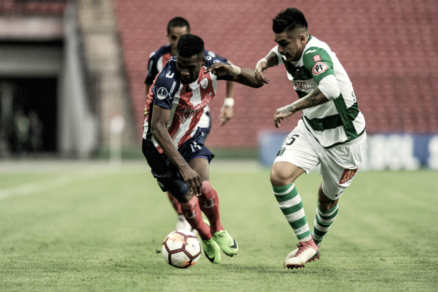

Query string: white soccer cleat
176 214 192 231
284 239 320 269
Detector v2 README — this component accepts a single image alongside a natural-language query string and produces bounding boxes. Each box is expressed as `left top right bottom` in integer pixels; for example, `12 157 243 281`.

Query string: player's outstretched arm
150 105 202 195
205 63 266 88
255 51 279 84
274 87 329 128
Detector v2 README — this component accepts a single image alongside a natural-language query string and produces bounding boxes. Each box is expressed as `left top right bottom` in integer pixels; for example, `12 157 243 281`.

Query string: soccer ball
162 230 201 268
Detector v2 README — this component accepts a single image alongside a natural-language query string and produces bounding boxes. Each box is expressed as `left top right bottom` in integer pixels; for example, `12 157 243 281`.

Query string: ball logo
312 62 329 76
156 87 168 100
200 78 209 89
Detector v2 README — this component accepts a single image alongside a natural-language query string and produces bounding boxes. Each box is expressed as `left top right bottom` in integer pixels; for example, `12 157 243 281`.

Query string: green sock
312 204 339 246
273 184 312 242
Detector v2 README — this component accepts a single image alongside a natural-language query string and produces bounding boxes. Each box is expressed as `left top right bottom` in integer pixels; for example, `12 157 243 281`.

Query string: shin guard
180 195 211 240
198 181 224 233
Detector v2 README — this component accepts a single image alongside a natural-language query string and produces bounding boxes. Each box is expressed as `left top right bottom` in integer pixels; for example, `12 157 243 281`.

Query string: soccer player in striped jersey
255 8 366 269
145 17 236 233
143 34 264 263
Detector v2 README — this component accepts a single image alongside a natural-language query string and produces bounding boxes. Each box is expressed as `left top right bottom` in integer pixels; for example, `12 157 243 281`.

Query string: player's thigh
188 157 210 182
320 135 366 200
271 125 319 186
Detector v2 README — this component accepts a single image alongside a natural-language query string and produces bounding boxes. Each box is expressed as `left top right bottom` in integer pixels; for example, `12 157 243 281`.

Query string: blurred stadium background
0 0 437 168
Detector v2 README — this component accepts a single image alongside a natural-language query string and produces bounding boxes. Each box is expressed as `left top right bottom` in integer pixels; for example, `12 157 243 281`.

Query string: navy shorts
142 131 214 198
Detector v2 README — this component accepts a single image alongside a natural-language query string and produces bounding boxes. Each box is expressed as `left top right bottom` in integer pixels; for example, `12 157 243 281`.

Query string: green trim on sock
315 217 332 227
319 209 339 220
281 202 303 215
297 230 311 240
318 203 338 214
289 216 307 229
313 228 326 237
272 184 293 194
275 187 298 203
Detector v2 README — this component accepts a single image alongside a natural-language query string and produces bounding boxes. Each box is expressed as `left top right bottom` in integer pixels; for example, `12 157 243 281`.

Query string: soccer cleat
283 242 321 264
201 238 221 264
176 214 192 231
212 230 238 257
284 239 320 269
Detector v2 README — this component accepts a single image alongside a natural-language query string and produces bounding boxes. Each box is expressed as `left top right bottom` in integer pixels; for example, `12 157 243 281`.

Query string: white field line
0 169 106 200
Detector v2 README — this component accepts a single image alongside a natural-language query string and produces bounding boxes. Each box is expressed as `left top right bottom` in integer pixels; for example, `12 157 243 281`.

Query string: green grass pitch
0 161 437 291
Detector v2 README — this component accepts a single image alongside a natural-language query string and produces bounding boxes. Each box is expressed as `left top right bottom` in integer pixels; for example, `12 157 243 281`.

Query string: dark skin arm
205 63 267 88
274 87 329 128
150 105 202 195
144 84 152 117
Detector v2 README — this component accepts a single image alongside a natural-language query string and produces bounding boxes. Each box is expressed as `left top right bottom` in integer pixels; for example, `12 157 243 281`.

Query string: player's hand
274 105 294 128
255 58 270 84
179 166 202 196
219 105 233 126
205 63 232 76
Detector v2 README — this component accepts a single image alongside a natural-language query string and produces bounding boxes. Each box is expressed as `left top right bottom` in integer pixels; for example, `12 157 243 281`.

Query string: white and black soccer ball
162 230 201 268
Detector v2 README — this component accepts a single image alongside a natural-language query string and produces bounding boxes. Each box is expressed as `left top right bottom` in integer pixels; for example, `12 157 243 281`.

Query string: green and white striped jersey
271 35 366 148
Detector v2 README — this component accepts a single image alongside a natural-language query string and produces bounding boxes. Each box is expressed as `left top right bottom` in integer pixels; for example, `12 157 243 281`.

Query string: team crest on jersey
200 77 209 89
156 87 168 100
339 167 358 184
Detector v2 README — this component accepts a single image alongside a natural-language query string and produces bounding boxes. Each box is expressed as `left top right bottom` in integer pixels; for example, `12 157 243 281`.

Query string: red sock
198 181 224 233
167 192 182 214
180 196 212 240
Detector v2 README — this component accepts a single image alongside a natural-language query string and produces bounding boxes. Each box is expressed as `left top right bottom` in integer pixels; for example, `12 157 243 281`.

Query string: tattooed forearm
289 88 329 113
265 51 279 68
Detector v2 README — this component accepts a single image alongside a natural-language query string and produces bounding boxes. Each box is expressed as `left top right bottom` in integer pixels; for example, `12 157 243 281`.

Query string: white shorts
274 120 366 200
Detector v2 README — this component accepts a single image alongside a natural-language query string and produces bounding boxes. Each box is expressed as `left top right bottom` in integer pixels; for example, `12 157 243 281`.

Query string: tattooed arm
274 87 329 128
254 51 280 84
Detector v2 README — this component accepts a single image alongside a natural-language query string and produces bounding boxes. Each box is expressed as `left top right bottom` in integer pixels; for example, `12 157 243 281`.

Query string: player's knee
200 181 211 195
270 166 294 187
176 191 194 204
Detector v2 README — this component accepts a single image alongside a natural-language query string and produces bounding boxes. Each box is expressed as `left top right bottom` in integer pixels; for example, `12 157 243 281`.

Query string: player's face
168 26 189 55
176 53 205 84
274 30 307 62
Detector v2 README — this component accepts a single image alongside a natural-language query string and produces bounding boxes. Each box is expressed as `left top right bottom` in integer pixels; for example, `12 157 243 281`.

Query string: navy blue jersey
145 44 228 85
143 56 233 152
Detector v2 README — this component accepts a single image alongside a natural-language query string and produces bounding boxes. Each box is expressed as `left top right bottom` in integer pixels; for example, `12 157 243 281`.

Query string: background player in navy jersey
142 34 265 263
145 17 237 233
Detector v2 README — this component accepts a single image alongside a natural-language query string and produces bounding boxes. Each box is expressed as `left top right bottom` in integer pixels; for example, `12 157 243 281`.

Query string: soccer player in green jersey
255 8 366 269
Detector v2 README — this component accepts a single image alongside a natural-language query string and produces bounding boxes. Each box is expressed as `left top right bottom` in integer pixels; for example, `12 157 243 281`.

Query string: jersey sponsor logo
313 55 321 62
339 167 358 184
200 77 209 89
312 62 329 76
305 49 317 54
294 81 308 90
165 72 174 78
156 87 168 100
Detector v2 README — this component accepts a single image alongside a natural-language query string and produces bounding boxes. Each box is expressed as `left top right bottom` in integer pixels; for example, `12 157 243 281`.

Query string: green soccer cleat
201 238 221 264
212 230 238 257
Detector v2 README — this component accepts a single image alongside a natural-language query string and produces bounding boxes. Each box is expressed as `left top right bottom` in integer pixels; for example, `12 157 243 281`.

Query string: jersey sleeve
151 62 179 109
302 47 334 84
145 52 159 85
205 49 228 63
205 56 234 81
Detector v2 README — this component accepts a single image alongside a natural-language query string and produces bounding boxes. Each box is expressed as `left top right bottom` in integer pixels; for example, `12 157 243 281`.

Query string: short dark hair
167 17 190 34
176 34 204 58
273 8 308 34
